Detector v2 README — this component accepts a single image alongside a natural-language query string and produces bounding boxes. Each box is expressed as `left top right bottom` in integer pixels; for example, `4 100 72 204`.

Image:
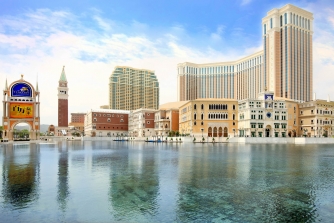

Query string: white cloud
241 0 252 6
0 9 241 125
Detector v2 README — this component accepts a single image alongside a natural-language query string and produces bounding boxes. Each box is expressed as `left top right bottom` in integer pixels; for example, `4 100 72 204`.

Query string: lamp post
233 129 235 137
201 128 204 138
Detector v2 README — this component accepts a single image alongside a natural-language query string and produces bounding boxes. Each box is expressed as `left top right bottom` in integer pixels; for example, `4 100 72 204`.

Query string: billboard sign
10 103 34 118
11 83 32 97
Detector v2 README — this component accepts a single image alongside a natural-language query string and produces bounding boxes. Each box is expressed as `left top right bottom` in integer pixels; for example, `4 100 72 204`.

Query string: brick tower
58 66 69 127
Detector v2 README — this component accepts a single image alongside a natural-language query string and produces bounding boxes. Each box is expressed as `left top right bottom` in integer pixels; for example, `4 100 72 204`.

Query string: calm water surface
1 141 334 222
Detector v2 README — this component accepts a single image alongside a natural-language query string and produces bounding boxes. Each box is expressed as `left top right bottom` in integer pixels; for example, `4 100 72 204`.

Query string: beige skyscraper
178 4 313 102
109 66 159 110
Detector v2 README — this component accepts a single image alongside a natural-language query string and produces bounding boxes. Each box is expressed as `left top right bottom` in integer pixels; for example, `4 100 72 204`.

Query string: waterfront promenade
2 135 334 145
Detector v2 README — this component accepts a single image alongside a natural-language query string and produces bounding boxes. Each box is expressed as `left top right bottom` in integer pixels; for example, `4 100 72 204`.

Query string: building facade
128 108 157 138
154 101 187 137
109 66 159 110
238 91 296 137
68 113 86 135
178 99 238 138
178 4 313 102
298 99 334 137
84 109 129 137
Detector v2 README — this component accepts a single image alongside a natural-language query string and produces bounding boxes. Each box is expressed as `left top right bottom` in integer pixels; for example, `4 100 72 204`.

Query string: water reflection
176 144 319 222
1 143 40 209
0 142 333 222
57 142 69 211
109 143 159 221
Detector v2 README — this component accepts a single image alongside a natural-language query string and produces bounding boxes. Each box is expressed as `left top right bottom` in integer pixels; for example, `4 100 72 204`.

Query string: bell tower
58 66 69 127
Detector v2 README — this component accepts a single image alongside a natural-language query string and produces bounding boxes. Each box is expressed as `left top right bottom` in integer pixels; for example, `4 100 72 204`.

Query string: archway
12 122 31 141
265 125 271 137
213 127 217 137
223 127 228 137
218 127 223 137
208 127 212 137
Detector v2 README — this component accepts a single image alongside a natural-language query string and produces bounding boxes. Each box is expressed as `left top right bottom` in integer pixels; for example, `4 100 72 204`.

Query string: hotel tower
178 4 313 102
109 66 159 110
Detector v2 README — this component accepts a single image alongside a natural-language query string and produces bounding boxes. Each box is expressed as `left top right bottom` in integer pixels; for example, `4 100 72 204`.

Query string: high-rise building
58 66 69 127
178 4 313 102
109 66 159 110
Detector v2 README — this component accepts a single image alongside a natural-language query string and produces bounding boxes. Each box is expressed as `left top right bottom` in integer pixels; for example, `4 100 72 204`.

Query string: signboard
10 103 34 118
11 83 32 97
265 94 274 100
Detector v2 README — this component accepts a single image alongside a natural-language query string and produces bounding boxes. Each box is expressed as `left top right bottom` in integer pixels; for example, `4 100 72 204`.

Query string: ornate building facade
2 75 40 140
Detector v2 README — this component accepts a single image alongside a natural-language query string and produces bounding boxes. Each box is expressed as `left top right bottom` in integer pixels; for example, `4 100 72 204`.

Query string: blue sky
1 0 334 125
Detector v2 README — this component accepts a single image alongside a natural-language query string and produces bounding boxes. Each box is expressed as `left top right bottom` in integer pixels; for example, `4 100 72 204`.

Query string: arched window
223 127 228 137
233 114 235 120
213 127 218 137
226 105 228 110
208 127 212 137
194 104 197 110
194 114 197 120
201 104 204 109
219 127 223 137
201 114 204 120
226 114 228 119
194 121 196 126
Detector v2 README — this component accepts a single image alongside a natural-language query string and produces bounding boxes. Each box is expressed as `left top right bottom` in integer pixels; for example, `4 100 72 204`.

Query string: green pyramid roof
59 66 67 82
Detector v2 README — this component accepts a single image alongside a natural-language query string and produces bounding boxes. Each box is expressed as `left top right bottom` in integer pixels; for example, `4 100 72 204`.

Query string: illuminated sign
11 83 32 97
10 103 34 118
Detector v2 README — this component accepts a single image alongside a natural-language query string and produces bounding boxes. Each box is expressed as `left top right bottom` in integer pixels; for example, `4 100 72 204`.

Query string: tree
169 131 175 137
0 126 3 139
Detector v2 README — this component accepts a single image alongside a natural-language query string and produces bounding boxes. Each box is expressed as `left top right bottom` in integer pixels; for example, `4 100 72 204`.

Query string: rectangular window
264 24 266 34
284 13 287 25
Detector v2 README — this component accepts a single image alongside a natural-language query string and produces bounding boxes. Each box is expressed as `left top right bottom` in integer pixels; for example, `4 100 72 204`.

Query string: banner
10 103 34 118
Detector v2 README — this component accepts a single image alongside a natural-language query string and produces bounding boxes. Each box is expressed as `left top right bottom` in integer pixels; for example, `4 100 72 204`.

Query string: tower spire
59 66 67 82
36 75 39 92
5 78 8 90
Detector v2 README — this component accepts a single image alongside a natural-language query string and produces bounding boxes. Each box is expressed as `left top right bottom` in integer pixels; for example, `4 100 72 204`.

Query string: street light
201 128 204 138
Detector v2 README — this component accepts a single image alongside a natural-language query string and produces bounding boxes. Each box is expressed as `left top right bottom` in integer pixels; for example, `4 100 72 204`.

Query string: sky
1 0 334 125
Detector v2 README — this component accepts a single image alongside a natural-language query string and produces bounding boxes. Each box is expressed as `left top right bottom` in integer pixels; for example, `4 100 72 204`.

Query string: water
0 141 334 222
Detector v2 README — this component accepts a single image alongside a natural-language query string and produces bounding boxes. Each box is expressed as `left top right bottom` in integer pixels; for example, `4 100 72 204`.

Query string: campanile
58 66 69 127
